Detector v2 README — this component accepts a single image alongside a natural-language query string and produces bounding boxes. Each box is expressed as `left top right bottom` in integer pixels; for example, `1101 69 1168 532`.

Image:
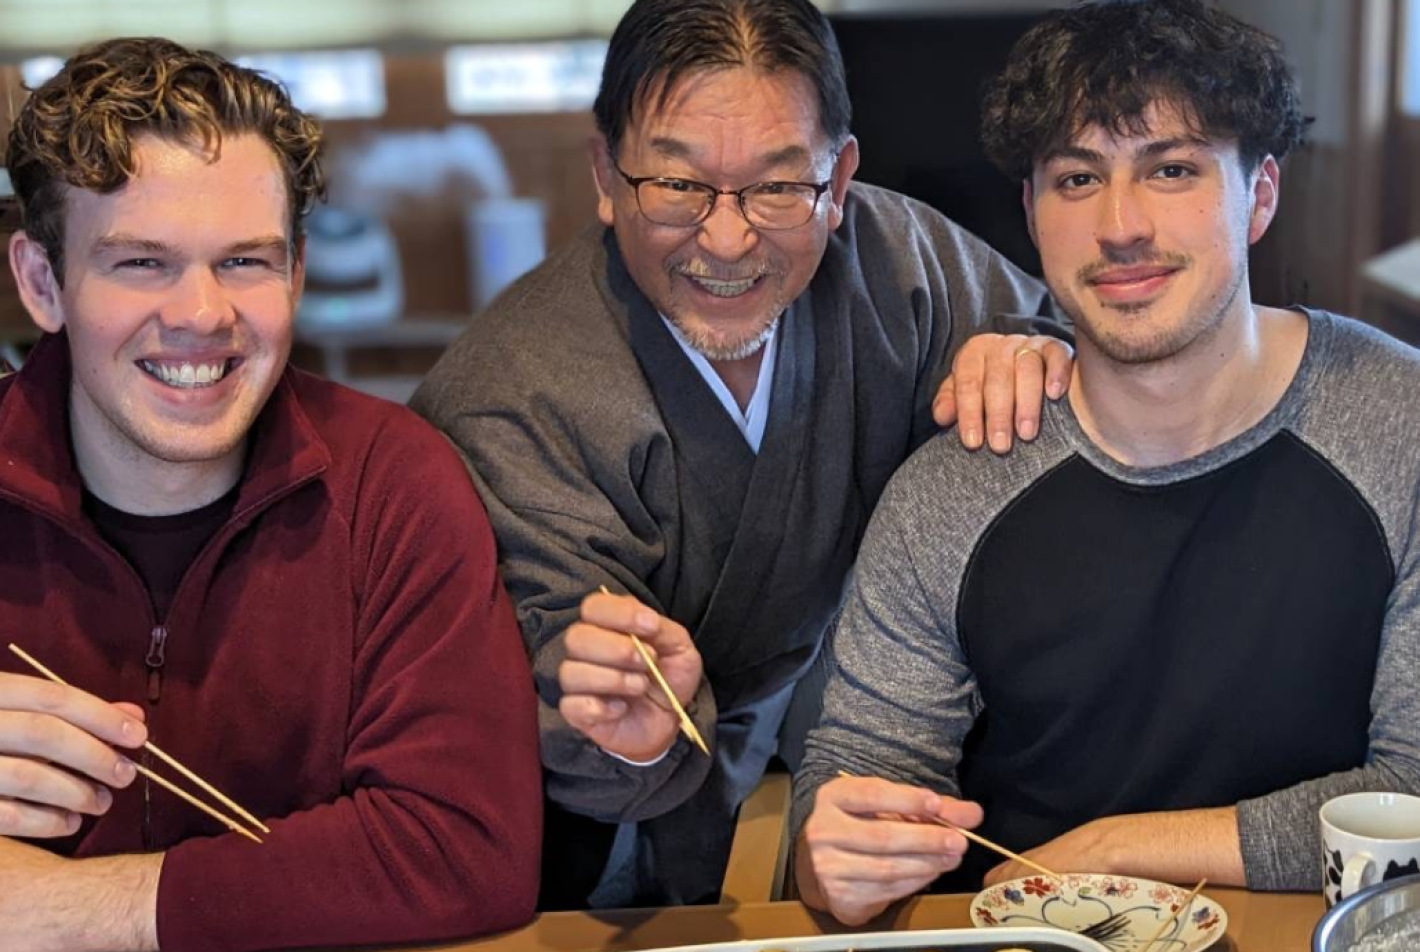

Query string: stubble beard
1067 256 1245 367
665 270 788 362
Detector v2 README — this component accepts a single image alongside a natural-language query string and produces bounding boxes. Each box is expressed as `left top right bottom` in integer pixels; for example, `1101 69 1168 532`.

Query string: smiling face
593 67 858 363
1024 101 1278 367
10 133 300 506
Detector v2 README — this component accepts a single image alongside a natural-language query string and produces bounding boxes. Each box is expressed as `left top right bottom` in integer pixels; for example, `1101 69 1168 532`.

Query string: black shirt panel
945 431 1390 888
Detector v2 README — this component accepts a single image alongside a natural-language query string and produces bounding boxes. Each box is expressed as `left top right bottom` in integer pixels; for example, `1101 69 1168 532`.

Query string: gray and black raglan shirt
793 310 1420 891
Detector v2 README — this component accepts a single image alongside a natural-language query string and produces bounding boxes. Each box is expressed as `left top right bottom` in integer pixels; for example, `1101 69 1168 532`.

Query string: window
446 40 608 115
236 50 386 119
21 49 384 119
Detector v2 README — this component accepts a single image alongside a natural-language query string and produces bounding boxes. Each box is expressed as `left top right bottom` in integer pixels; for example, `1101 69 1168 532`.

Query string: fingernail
625 673 648 692
96 787 113 812
1019 419 1037 441
963 428 980 448
923 794 941 813
990 430 1010 453
606 699 626 716
1048 380 1065 399
634 610 658 633
115 758 136 783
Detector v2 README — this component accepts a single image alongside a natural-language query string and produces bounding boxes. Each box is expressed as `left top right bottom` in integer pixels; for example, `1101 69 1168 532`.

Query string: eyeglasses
613 159 834 230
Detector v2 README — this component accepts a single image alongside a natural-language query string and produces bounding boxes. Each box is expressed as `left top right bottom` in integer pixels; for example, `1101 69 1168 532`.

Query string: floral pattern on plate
970 873 1228 952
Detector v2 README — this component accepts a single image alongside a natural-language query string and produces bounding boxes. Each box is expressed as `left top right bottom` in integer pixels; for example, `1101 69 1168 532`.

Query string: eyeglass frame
610 154 839 231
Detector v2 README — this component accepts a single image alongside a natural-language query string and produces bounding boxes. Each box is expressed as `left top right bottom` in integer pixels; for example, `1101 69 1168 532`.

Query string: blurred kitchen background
1 0 1417 400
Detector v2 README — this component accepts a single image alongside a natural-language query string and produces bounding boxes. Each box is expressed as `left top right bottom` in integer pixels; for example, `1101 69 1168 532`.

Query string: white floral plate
970 874 1227 952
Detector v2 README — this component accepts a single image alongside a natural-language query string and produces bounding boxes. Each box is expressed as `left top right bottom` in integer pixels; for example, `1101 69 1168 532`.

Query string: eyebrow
646 138 814 175
1041 136 1214 167
91 234 290 259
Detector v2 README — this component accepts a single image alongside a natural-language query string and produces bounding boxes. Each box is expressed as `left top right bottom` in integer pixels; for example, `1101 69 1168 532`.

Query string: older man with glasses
412 0 1071 910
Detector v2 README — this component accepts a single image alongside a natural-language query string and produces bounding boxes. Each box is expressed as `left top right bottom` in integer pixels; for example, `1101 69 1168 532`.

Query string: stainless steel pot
1314 873 1420 951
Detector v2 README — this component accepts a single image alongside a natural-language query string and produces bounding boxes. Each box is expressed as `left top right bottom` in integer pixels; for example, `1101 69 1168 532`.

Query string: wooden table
360 888 1325 952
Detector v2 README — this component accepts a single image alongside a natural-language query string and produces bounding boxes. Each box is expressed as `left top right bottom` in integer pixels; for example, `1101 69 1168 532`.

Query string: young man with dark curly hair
792 0 1420 925
0 38 540 951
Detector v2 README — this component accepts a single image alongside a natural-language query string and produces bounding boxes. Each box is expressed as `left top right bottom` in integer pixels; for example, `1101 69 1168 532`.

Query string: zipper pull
145 626 168 703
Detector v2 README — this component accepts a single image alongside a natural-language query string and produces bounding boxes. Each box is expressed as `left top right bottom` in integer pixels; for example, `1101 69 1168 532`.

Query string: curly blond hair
5 36 326 284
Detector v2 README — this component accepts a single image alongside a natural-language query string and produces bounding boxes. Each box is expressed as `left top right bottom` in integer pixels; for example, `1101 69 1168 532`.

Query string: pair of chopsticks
597 587 709 756
836 769 1061 881
7 643 268 845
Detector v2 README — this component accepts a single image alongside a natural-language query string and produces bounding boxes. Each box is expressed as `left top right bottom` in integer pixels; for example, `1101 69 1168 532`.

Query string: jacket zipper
145 626 168 703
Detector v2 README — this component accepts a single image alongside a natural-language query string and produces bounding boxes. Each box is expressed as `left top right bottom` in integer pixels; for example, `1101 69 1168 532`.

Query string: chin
671 312 778 363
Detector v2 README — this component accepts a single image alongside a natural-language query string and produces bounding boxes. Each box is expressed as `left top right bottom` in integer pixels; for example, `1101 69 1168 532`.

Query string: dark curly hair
594 0 851 158
981 0 1307 182
5 36 326 285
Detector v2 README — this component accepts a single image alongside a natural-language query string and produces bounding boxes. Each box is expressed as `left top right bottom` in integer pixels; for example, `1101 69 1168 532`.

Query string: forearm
158 785 538 952
1088 808 1244 886
3 845 161 952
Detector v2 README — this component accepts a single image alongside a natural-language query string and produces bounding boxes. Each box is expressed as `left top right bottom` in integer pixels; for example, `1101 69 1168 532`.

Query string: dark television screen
830 12 1045 277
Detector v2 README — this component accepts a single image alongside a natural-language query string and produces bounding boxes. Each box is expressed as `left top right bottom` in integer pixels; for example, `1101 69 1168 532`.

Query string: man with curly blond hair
0 37 540 951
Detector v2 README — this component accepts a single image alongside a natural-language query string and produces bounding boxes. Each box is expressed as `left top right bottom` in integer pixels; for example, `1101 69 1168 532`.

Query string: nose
160 266 236 334
1096 180 1155 252
696 193 759 262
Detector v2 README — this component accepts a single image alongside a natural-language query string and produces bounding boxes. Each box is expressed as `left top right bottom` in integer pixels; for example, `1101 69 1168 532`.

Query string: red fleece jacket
0 333 541 951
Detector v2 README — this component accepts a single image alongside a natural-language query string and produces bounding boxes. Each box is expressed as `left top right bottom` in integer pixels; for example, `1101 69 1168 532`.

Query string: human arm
0 838 160 952
876 196 1071 455
151 420 542 952
790 471 983 922
988 549 1420 891
981 807 1243 887
410 338 717 823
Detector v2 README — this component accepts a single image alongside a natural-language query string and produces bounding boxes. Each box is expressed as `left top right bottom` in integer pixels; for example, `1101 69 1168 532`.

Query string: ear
1022 178 1040 248
1247 155 1280 245
8 230 67 334
825 136 860 232
588 133 617 228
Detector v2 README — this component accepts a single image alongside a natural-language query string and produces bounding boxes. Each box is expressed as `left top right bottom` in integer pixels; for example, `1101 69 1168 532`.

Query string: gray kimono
411 182 1057 907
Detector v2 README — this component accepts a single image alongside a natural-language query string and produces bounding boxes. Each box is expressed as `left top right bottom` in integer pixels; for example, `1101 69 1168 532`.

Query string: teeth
141 360 229 389
688 275 757 298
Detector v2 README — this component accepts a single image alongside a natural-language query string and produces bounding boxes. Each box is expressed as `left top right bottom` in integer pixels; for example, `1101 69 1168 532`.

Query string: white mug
1320 792 1420 907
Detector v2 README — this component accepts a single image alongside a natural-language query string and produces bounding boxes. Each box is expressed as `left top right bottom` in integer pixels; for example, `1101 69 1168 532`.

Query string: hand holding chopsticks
836 769 1062 881
6 644 267 844
593 587 709 756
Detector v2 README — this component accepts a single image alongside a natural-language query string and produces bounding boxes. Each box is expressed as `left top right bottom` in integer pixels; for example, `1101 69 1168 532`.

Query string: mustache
671 260 775 282
1077 250 1191 284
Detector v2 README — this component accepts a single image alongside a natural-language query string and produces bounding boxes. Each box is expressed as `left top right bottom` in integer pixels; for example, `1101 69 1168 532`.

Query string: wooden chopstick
836 769 1062 881
1140 877 1207 950
7 643 267 843
597 587 709 756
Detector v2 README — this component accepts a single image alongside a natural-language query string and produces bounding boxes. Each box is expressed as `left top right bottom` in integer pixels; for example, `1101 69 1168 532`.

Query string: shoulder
411 226 650 433
1294 310 1420 433
287 369 472 480
870 413 1077 562
1287 310 1420 563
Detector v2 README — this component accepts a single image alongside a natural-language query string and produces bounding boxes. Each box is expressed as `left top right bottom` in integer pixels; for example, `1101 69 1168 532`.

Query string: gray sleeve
1237 544 1420 889
411 339 716 824
790 472 982 850
1237 317 1420 889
